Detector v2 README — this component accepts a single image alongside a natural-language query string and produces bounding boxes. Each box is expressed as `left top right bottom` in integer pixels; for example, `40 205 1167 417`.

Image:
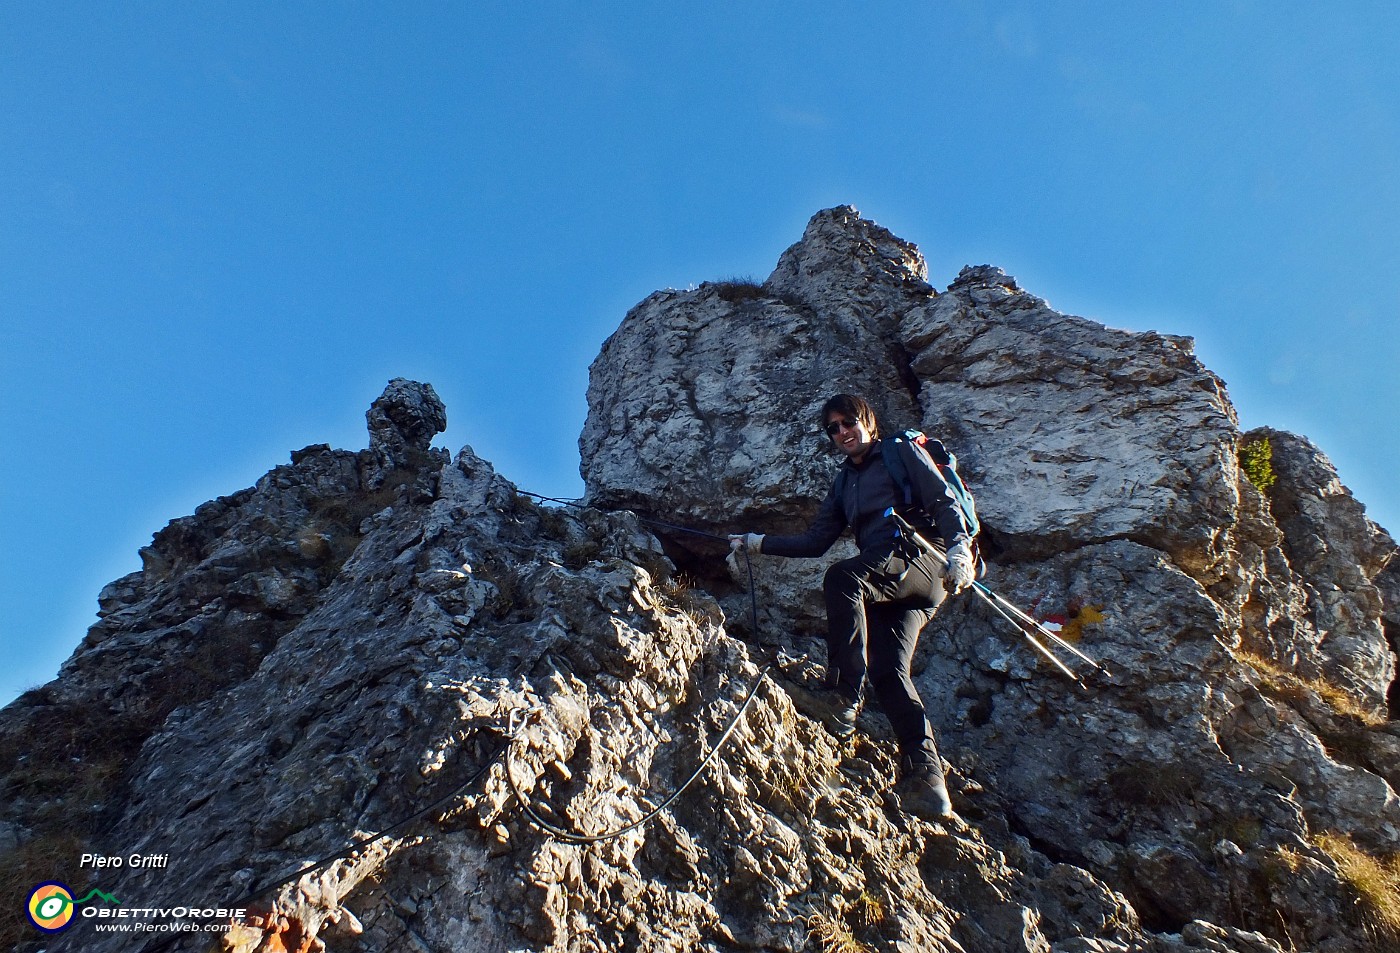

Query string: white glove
943 541 975 593
728 533 764 555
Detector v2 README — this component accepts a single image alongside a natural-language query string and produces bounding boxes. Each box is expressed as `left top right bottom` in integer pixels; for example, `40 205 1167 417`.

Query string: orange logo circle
27 882 75 933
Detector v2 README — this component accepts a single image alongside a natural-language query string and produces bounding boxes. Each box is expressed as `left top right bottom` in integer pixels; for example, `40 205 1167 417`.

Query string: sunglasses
824 418 860 437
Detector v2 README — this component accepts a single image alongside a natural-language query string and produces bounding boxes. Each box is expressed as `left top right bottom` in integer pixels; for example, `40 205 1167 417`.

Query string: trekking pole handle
886 508 1092 686
883 508 947 567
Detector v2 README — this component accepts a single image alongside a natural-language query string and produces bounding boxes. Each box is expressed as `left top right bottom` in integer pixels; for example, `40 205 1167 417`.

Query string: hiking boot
896 764 954 821
809 689 861 739
782 675 861 739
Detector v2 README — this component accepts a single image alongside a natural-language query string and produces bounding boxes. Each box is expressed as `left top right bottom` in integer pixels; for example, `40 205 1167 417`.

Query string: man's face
826 413 874 461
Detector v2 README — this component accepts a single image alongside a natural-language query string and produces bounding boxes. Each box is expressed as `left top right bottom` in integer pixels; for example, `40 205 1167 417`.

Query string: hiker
729 394 976 820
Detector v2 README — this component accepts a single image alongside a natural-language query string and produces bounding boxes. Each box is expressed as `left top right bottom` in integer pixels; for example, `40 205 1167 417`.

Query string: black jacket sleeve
760 483 847 558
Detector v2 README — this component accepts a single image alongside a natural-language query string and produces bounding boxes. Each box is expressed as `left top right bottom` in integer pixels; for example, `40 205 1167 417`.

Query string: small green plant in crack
1239 437 1277 493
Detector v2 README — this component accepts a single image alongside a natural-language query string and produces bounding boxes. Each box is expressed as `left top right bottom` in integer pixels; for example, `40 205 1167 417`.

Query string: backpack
835 429 983 567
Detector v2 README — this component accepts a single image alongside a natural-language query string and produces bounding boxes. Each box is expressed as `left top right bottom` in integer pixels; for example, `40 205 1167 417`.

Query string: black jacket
762 438 972 558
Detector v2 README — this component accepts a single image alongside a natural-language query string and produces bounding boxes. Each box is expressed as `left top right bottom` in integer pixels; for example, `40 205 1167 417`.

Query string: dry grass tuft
656 574 723 629
0 832 87 951
711 277 768 303
848 891 886 930
1275 844 1307 873
1238 651 1387 728
1315 831 1400 937
803 911 873 953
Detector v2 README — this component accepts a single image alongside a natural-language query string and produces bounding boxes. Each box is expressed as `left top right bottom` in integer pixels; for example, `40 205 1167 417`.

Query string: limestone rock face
900 266 1240 575
580 207 924 536
579 206 932 633
3 212 1398 953
366 377 447 479
578 208 1399 953
1251 428 1397 706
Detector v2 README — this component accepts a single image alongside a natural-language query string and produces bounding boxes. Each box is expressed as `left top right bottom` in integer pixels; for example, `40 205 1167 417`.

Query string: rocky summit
4 207 1398 953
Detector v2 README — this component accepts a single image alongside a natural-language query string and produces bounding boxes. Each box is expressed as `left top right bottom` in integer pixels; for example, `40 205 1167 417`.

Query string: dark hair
820 393 880 440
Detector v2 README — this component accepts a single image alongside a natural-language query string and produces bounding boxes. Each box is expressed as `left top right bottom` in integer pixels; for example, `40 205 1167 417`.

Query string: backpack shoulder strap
881 431 923 507
891 430 986 575
921 437 980 538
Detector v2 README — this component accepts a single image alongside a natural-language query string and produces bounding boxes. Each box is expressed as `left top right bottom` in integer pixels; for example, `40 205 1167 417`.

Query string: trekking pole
883 509 1106 687
972 580 1110 676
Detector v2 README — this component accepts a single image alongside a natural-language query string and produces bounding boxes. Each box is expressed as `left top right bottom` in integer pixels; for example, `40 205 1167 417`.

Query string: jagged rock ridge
0 209 1396 953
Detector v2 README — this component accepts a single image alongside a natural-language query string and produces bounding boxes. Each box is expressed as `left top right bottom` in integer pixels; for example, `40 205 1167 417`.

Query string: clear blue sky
3 3 1397 706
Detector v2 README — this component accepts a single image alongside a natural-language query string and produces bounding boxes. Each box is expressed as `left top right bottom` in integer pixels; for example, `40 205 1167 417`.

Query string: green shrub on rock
1239 436 1277 492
